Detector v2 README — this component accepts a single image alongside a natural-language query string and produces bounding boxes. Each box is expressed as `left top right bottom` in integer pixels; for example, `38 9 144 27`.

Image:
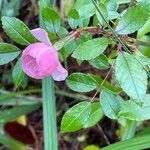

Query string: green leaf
77 4 95 19
100 90 124 119
49 26 68 41
54 38 68 51
62 0 75 16
75 0 92 28
0 0 20 16
61 102 91 133
83 102 103 128
119 94 150 121
103 0 119 20
0 51 20 65
60 38 77 59
42 7 61 34
137 17 150 38
1 17 36 45
101 134 150 150
75 0 91 7
119 101 142 121
0 103 41 124
0 0 21 17
75 0 95 19
136 127 150 137
115 52 147 102
0 97 39 106
89 54 109 70
12 59 25 88
116 2 150 34
66 73 120 93
0 42 20 53
96 2 108 26
117 0 130 4
0 134 26 150
78 18 90 28
135 54 150 66
68 9 79 29
76 33 92 45
0 89 39 106
137 36 150 58
66 73 100 92
72 38 108 60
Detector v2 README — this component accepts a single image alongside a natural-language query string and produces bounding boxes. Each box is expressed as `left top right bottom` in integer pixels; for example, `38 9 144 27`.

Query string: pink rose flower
21 28 68 81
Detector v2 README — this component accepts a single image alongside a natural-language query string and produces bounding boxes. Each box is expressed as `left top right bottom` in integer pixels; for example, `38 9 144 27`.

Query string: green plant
0 0 150 149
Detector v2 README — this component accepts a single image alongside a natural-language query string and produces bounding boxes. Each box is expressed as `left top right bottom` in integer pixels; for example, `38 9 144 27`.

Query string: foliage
1 0 150 149
101 134 150 150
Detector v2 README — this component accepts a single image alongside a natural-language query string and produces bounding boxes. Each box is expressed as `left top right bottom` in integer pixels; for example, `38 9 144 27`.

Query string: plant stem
91 0 130 53
0 89 99 102
56 90 99 101
39 0 58 150
91 0 150 97
42 77 58 150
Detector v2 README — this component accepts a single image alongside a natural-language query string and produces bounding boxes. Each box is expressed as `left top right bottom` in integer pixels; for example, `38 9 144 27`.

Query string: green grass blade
102 134 150 150
42 77 58 150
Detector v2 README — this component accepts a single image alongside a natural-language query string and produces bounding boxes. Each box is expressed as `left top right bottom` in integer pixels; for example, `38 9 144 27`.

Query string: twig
97 124 110 145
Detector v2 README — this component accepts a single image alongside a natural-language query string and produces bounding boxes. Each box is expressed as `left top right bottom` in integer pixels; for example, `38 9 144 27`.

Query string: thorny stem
65 26 150 53
0 89 99 102
90 67 113 103
91 0 131 53
91 0 150 78
91 0 141 139
89 45 120 103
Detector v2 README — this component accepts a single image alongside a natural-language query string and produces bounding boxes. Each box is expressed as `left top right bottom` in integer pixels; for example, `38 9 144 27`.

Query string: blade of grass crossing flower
39 0 58 150
42 77 58 150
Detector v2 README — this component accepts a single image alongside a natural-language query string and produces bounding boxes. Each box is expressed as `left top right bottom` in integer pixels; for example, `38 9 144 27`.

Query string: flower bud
21 28 68 81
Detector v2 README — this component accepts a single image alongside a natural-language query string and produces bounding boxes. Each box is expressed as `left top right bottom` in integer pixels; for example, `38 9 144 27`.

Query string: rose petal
26 43 57 59
36 46 59 76
21 55 41 79
51 62 68 81
22 28 68 81
21 43 59 79
31 28 52 46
